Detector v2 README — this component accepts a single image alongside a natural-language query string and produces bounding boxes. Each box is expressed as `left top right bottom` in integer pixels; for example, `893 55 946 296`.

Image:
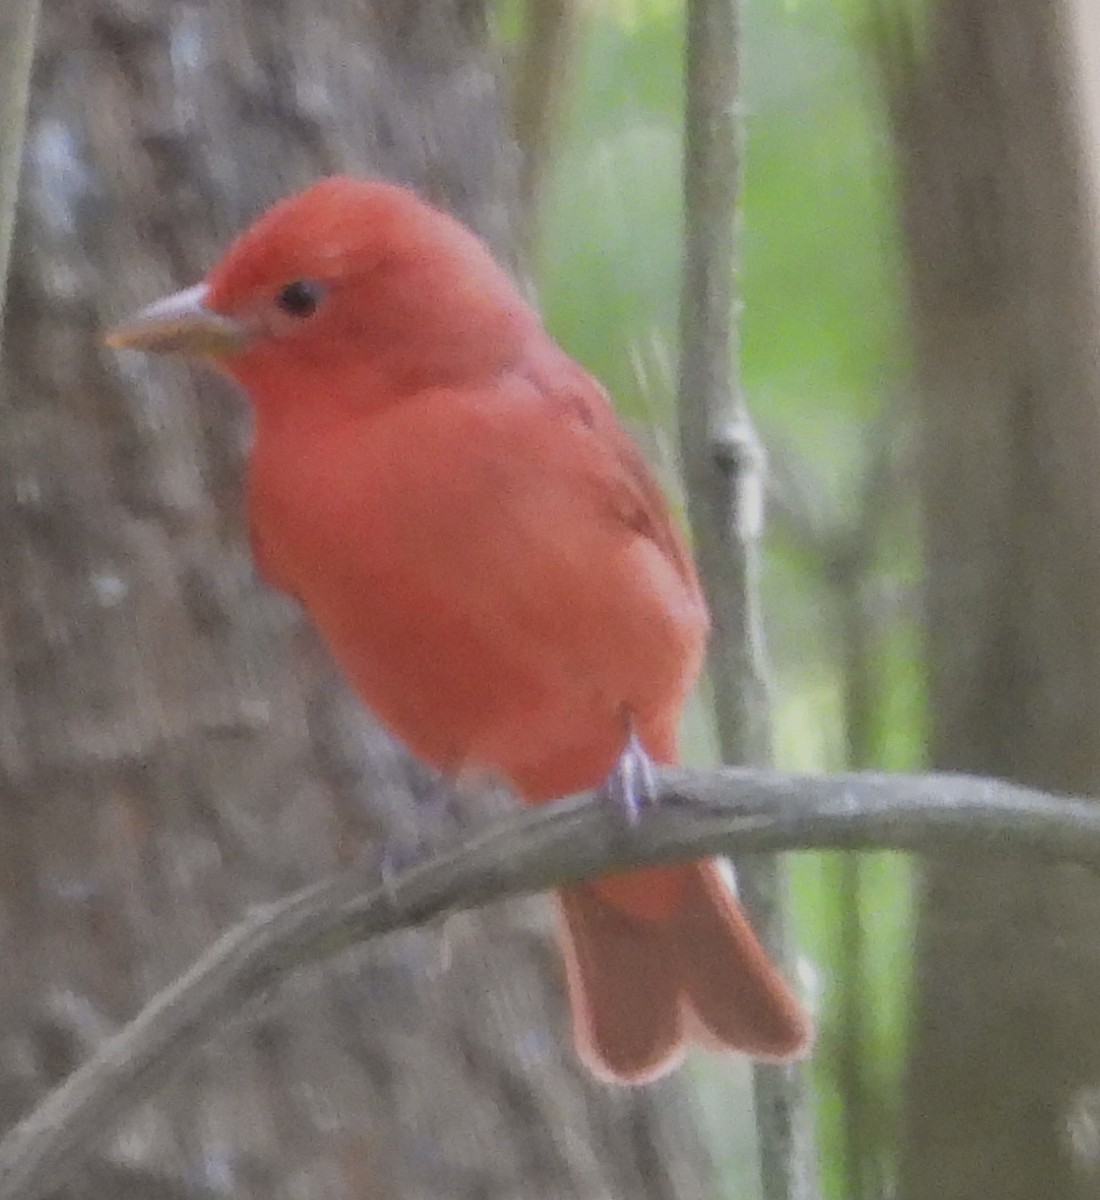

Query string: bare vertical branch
510 0 582 266
833 404 908 1200
0 0 40 347
676 0 818 1197
770 405 911 1200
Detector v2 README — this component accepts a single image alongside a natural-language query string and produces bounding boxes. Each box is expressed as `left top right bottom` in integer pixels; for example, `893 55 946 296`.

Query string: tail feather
556 885 683 1083
673 862 811 1060
556 860 811 1083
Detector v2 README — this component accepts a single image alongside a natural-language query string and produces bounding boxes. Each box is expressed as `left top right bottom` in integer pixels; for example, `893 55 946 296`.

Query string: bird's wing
536 363 703 607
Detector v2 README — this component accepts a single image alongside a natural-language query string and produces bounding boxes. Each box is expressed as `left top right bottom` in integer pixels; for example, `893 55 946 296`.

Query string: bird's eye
275 280 324 318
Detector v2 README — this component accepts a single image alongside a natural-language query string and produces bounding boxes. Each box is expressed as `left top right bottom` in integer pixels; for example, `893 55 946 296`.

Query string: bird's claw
377 839 423 915
602 726 659 825
375 783 459 912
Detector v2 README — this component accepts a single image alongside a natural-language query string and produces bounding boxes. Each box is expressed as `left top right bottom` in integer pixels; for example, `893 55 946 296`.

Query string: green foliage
537 3 685 420
509 0 922 1195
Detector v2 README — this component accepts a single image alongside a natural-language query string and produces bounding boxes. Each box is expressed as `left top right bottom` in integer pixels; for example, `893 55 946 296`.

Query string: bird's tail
555 859 811 1083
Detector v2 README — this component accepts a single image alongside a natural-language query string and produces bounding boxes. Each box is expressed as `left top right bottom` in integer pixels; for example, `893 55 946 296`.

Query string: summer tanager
107 177 810 1083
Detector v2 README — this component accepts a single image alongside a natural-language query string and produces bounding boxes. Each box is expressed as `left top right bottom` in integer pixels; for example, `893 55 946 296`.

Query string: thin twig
677 0 817 1194
770 401 913 1200
0 0 41 348
510 0 582 266
0 763 1094 1200
678 0 773 767
834 402 910 1200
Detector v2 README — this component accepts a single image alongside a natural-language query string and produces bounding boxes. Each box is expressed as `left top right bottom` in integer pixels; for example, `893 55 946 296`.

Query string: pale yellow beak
105 284 248 358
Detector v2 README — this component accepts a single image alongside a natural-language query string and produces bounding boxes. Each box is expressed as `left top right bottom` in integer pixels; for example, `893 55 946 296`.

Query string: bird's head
107 177 539 415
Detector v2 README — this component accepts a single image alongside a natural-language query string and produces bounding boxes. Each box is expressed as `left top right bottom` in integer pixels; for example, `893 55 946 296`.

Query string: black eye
275 280 323 317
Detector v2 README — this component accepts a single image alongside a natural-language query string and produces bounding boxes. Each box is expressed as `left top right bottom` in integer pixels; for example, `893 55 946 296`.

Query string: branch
509 0 582 266
677 0 815 1191
0 0 40 350
678 0 770 763
0 764 1097 1200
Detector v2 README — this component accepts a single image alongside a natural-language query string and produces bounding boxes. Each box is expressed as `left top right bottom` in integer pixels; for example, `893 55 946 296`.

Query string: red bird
108 177 809 1083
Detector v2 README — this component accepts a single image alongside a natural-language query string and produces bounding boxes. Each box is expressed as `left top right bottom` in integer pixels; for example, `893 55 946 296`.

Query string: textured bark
0 2 718 1197
884 3 1100 1198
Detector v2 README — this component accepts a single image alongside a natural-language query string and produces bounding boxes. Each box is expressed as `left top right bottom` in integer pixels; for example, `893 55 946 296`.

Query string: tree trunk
883 2 1100 1198
0 2 719 1197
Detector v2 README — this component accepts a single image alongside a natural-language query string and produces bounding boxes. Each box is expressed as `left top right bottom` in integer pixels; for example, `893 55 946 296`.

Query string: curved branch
0 763 1097 1200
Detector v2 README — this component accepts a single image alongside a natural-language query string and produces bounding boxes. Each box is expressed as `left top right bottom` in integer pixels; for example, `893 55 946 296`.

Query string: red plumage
110 177 811 1082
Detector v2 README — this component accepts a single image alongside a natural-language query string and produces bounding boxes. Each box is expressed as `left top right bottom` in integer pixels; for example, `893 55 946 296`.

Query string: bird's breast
245 396 705 794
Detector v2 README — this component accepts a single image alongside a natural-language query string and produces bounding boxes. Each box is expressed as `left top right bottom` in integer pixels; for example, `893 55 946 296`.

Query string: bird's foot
602 725 659 826
374 781 460 908
377 837 424 915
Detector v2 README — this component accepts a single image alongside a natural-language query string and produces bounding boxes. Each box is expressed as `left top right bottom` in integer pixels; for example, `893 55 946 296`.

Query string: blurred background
2 1 1100 1199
